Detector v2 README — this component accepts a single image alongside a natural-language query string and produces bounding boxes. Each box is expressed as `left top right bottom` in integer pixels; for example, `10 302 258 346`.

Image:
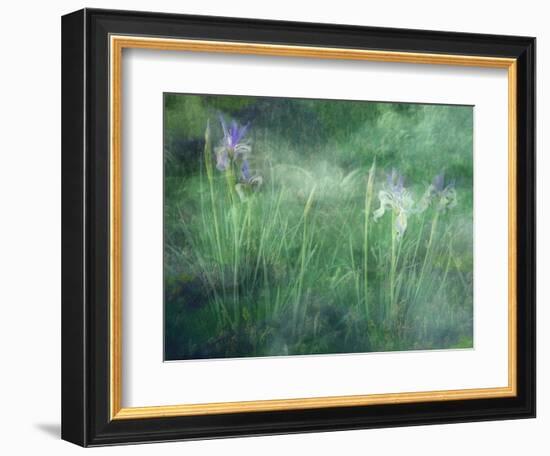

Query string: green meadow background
164 93 473 360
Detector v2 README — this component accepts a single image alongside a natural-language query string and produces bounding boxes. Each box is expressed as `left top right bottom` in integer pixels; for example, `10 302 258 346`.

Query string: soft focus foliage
164 93 473 360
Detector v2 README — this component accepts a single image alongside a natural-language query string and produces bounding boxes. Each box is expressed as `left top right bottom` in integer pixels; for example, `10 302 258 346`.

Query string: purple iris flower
241 159 251 181
215 115 252 172
387 168 405 194
219 115 250 155
432 172 455 193
374 168 414 240
425 171 457 211
432 172 445 193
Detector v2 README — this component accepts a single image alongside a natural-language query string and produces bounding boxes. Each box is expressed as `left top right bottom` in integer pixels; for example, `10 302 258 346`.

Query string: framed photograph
61 8 536 447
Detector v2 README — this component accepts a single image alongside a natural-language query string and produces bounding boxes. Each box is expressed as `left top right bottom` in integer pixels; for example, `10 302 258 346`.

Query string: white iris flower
373 169 414 240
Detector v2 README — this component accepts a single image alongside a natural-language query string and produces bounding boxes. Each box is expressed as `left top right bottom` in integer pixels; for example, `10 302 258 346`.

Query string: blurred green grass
164 93 473 360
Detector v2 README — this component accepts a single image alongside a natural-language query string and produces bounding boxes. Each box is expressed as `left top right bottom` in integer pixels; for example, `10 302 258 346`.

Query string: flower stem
363 161 376 319
203 120 227 327
293 185 316 335
389 209 397 322
414 211 440 306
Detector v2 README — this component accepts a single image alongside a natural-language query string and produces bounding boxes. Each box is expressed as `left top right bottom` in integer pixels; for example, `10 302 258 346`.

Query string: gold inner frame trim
109 35 518 421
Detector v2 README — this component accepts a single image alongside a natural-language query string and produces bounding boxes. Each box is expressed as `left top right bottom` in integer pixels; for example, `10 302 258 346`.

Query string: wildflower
241 159 251 181
235 159 263 201
373 169 414 240
213 115 262 201
215 115 251 171
387 168 405 194
418 172 457 212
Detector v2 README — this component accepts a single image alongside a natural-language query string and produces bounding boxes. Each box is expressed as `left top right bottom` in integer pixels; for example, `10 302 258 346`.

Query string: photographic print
163 93 473 361
62 11 535 444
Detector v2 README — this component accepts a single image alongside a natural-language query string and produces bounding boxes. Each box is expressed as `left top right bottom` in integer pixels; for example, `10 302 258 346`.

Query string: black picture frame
62 8 536 447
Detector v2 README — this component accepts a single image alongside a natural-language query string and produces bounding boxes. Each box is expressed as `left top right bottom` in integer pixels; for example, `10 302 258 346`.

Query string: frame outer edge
68 8 536 445
521 38 536 417
530 38 536 418
61 9 88 447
